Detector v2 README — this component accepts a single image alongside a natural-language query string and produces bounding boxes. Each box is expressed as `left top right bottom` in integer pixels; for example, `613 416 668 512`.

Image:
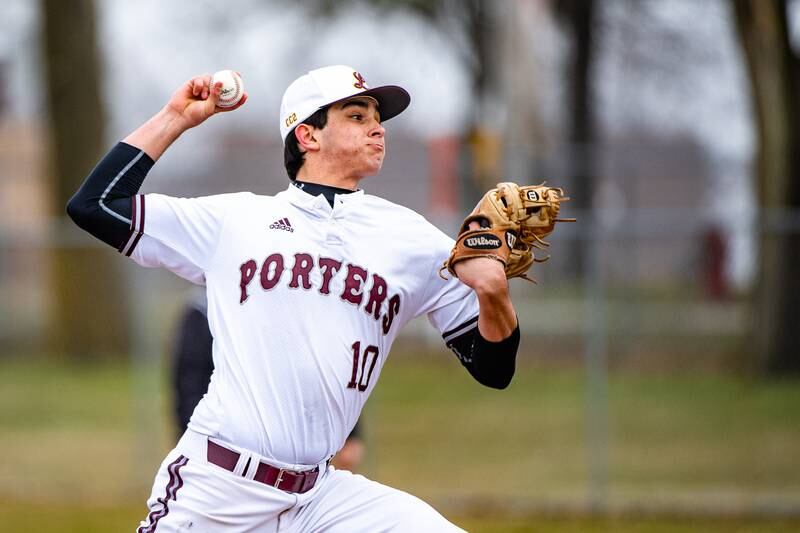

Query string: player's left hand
454 222 517 341
453 222 508 296
441 182 574 283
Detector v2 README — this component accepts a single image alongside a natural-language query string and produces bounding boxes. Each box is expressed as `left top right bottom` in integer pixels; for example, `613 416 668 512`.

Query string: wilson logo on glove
506 232 517 248
465 235 501 249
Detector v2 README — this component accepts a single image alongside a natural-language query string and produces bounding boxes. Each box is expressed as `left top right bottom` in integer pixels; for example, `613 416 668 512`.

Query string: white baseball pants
136 429 466 532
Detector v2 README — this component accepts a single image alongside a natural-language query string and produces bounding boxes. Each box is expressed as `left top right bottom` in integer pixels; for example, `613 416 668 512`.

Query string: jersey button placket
326 213 343 246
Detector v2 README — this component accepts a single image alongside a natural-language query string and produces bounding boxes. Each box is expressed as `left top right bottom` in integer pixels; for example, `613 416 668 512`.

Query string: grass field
1 355 799 532
1 503 799 533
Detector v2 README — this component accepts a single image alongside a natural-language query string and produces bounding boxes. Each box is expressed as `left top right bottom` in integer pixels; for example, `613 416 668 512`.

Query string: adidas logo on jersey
269 218 294 232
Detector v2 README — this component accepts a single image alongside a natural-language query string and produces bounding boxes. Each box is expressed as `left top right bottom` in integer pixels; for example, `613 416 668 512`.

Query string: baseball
211 70 244 108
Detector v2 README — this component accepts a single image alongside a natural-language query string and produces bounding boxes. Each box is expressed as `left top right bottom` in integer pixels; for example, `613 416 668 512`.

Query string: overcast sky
0 0 768 156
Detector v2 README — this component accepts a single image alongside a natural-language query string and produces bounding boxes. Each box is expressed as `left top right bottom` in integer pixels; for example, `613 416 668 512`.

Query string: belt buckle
273 468 287 488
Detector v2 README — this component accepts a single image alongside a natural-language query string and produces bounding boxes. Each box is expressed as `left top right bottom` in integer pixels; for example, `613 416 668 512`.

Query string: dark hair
284 106 329 181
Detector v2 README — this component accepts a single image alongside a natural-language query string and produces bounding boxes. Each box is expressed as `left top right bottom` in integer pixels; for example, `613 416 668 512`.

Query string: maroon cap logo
353 72 368 89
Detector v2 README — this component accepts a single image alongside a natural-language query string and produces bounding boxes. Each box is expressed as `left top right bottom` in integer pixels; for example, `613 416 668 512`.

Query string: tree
732 0 800 374
41 0 130 357
554 0 597 279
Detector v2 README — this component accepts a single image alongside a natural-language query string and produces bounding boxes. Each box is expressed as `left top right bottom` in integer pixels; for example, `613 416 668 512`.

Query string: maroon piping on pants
137 455 189 533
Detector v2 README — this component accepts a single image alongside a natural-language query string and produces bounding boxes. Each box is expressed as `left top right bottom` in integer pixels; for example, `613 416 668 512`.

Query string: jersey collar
280 182 365 214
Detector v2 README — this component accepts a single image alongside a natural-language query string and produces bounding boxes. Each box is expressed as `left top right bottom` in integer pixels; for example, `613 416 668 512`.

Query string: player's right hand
166 74 248 129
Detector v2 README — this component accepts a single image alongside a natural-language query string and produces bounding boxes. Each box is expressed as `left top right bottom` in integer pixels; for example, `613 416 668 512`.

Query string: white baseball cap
279 65 411 144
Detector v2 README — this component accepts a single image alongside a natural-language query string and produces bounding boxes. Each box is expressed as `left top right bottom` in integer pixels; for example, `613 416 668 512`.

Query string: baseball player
67 65 520 532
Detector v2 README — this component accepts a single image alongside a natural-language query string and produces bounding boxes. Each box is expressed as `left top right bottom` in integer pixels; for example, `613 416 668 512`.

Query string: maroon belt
207 440 320 494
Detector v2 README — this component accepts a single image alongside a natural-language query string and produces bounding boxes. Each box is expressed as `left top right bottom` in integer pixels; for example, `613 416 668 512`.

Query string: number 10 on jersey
348 341 379 392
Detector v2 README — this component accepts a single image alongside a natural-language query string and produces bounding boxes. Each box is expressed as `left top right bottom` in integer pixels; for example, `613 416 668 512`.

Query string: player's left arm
454 257 517 341
421 220 519 389
445 256 519 390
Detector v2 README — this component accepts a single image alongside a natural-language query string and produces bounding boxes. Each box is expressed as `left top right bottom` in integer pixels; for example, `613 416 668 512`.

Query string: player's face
316 97 385 179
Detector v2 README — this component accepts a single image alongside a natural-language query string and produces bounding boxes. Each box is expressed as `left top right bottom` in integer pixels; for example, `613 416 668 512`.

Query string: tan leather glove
440 182 574 283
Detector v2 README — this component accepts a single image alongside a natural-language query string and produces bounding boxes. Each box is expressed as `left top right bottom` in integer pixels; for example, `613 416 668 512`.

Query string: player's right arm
66 74 246 252
125 73 246 161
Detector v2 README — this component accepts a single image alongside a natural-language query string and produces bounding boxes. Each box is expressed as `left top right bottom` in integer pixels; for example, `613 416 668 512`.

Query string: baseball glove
440 182 574 283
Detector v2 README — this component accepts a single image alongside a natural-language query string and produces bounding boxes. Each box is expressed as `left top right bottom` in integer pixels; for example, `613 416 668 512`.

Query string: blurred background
1 0 800 531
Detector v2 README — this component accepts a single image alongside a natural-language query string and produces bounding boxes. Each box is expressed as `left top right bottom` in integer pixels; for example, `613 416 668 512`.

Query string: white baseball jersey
127 184 478 466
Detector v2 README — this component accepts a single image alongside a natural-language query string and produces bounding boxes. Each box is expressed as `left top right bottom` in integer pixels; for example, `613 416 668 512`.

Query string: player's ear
294 124 320 153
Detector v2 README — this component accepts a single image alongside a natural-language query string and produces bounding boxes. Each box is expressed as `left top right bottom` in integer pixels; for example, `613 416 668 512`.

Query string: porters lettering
238 252 400 335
